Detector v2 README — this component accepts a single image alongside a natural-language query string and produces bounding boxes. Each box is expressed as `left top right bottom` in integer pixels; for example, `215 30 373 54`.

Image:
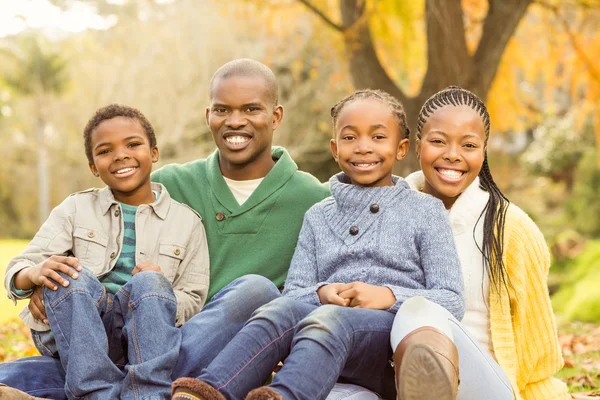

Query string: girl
171 89 465 400
391 86 568 400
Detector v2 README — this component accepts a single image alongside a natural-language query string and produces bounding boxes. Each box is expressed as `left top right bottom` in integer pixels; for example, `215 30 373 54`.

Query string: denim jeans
0 274 281 400
41 267 180 400
390 296 514 400
198 296 396 400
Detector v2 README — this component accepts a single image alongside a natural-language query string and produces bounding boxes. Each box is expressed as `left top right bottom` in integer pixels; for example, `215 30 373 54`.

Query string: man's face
206 75 283 180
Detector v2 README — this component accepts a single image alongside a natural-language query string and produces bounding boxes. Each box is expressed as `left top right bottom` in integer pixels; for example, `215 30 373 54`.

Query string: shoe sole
397 344 454 400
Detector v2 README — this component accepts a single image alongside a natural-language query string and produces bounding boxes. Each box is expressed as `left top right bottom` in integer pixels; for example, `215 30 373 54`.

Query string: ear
395 138 410 161
330 139 339 162
271 105 284 130
151 146 159 163
89 163 100 177
205 107 210 126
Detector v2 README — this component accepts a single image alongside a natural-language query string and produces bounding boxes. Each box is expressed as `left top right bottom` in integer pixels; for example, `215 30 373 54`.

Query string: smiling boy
4 104 209 399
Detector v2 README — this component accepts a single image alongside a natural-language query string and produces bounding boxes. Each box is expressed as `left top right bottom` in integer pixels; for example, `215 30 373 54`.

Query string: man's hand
338 282 396 310
132 262 163 276
28 285 48 324
317 283 353 306
17 255 82 291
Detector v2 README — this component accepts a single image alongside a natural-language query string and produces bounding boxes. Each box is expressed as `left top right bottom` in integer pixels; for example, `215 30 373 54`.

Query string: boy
4 104 209 399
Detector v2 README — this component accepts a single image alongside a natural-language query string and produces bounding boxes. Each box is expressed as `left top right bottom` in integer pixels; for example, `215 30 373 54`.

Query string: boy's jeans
38 267 180 400
197 296 397 400
0 274 281 400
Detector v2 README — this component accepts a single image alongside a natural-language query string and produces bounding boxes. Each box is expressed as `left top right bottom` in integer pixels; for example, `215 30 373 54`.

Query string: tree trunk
36 117 50 225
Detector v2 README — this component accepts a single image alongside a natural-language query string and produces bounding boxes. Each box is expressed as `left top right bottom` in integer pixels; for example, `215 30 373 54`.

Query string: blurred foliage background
0 0 599 389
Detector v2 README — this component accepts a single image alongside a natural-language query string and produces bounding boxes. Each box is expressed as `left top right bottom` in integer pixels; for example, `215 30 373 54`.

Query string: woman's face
417 105 486 209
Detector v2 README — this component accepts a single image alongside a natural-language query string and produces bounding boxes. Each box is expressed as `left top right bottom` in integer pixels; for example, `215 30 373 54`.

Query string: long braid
331 89 410 139
417 86 510 294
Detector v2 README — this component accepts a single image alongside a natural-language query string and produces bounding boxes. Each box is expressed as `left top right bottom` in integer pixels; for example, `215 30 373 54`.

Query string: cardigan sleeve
282 214 325 306
504 206 568 400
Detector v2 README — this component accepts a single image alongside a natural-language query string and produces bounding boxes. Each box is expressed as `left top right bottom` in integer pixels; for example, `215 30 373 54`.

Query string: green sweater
152 146 330 300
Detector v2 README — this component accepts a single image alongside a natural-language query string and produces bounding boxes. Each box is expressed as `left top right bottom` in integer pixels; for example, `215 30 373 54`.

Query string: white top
223 176 264 205
405 171 494 357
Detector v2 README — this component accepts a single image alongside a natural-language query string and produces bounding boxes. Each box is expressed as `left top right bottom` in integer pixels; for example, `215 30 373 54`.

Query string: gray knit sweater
282 172 465 318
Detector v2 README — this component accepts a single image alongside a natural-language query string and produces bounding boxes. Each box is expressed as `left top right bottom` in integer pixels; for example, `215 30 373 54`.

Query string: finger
39 276 59 291
44 270 70 288
32 293 48 322
29 299 45 322
349 297 361 307
131 266 141 276
327 295 347 307
338 288 357 299
54 262 79 279
50 256 82 271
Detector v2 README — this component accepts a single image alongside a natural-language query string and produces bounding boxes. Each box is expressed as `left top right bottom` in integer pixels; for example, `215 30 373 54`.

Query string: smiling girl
390 86 568 400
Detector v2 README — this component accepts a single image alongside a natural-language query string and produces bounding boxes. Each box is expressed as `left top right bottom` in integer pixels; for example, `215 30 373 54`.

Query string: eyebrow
211 102 265 109
426 130 481 139
341 124 388 131
94 135 145 150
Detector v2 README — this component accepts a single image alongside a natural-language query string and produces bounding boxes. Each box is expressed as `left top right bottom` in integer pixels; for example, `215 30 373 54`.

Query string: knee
295 305 346 337
230 274 281 309
398 296 437 315
124 271 174 299
43 267 99 299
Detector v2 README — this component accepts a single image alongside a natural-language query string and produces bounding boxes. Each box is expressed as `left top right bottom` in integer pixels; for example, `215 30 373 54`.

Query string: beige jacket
4 183 209 331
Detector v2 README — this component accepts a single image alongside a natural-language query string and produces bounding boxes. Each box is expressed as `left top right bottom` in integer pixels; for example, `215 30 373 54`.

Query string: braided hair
417 86 510 294
331 89 410 139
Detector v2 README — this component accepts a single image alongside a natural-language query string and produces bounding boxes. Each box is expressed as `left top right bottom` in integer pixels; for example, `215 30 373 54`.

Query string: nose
443 144 461 162
112 146 130 162
354 137 373 154
226 110 247 129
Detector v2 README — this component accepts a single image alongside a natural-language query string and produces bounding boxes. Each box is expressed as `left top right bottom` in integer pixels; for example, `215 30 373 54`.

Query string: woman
390 86 568 400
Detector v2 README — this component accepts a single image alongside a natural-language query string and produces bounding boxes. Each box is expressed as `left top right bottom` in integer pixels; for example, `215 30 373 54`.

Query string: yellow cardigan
489 204 568 400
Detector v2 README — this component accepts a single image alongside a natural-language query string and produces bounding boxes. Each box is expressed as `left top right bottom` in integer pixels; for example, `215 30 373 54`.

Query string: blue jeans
198 296 396 400
43 267 180 400
0 274 281 400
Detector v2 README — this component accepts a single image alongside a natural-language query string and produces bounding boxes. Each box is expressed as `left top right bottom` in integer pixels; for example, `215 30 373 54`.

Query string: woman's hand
338 282 396 310
317 283 352 306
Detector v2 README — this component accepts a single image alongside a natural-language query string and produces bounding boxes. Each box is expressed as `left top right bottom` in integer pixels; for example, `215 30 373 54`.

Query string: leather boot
393 326 459 400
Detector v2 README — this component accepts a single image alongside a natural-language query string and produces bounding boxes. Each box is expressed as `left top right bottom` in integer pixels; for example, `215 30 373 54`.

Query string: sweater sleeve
282 214 325 306
505 207 568 400
385 201 465 318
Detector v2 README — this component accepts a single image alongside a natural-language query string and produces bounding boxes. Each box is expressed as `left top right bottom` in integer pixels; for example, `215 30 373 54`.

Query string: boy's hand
132 262 163 276
22 256 82 291
28 285 48 324
338 282 396 310
317 283 353 306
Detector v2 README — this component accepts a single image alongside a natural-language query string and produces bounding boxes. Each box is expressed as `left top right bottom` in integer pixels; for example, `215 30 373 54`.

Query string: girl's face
330 98 409 188
417 105 486 209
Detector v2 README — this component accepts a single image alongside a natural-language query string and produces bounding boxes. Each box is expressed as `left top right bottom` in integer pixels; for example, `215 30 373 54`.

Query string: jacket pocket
73 227 109 269
158 243 186 282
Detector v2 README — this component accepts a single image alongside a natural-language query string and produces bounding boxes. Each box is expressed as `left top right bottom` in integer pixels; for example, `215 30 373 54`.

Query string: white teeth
115 167 135 174
226 136 250 144
438 169 463 179
354 163 377 167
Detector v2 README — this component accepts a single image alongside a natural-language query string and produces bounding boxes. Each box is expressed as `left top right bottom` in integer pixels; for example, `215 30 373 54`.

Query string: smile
435 168 465 182
349 161 381 171
112 166 138 177
225 136 250 145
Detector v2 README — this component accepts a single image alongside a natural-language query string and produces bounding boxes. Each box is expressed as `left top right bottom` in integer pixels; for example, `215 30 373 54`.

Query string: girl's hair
330 89 410 139
417 86 510 294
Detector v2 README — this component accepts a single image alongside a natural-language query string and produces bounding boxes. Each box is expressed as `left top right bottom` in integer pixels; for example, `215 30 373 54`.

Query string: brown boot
245 387 283 400
0 385 46 400
171 377 225 400
393 326 459 400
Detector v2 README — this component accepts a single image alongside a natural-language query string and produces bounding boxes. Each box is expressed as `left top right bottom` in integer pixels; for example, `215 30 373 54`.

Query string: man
0 59 330 398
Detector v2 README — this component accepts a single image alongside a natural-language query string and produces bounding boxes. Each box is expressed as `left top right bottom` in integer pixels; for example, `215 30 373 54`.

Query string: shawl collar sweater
151 147 330 300
283 172 465 318
405 171 567 400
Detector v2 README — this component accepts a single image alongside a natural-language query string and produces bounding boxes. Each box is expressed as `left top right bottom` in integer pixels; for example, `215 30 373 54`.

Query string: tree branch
298 0 345 32
534 0 600 83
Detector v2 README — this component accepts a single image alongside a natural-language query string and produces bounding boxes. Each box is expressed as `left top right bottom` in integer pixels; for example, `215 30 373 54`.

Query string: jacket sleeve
384 201 465 318
171 215 210 326
281 214 325 306
505 207 568 400
4 196 76 302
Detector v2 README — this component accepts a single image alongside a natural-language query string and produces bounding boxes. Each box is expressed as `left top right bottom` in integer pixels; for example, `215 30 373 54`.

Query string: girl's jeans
197 296 397 400
390 296 514 400
34 267 181 400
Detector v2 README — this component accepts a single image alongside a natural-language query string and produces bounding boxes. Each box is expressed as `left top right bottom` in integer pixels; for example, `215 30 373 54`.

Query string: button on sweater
283 172 465 318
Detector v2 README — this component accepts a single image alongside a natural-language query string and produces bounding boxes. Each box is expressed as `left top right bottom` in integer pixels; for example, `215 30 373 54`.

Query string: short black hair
330 89 410 139
83 104 156 164
209 59 279 106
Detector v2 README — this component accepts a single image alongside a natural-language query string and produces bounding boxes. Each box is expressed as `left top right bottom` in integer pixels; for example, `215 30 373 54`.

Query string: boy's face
330 98 409 188
206 75 283 179
88 116 159 204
